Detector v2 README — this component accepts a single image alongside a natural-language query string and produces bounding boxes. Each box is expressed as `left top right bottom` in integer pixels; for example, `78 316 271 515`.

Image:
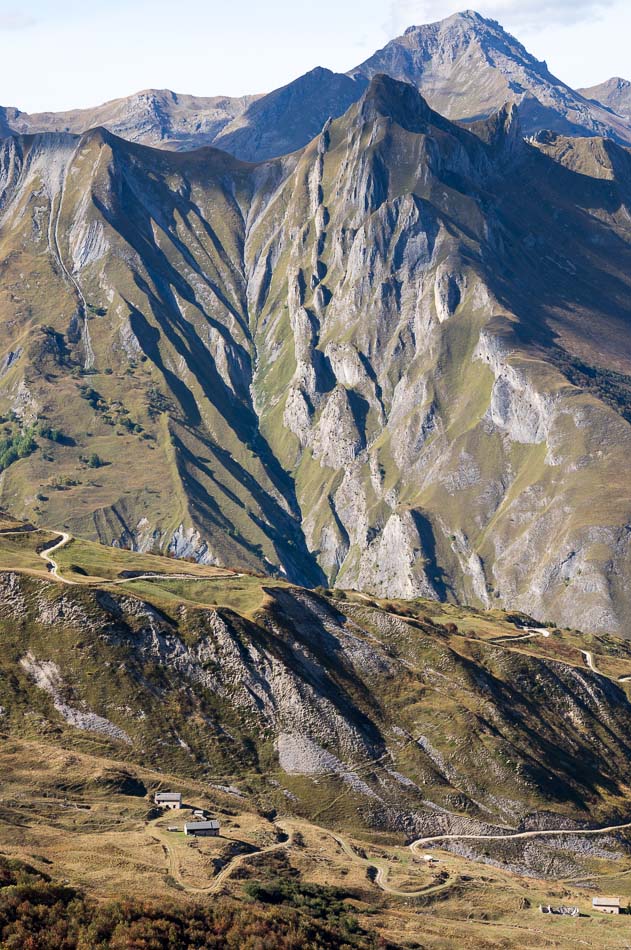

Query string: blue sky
1 0 629 111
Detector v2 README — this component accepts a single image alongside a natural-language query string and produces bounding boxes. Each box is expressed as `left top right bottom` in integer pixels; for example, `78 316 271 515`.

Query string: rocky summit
580 76 631 122
2 12 631 162
1 71 631 634
350 11 631 145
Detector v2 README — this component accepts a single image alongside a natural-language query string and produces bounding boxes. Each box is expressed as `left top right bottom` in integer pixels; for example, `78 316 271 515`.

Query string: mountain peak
439 9 492 26
579 76 631 120
358 73 434 133
350 12 631 146
403 9 490 33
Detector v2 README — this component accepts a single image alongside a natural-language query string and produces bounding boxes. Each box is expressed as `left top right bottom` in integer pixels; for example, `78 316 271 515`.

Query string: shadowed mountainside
1 76 631 632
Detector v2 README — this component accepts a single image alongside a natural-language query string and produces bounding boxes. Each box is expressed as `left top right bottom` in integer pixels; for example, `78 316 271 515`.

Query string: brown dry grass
3 738 631 947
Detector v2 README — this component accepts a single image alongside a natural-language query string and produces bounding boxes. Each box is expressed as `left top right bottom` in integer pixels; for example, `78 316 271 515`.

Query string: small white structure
593 897 621 915
154 791 182 810
184 819 220 837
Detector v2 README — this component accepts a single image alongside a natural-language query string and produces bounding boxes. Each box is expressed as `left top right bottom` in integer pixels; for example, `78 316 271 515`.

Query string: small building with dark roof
184 819 220 837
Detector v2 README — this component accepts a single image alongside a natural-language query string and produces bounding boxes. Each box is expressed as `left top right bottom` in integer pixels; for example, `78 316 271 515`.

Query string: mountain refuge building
184 820 221 837
154 791 182 810
592 897 621 915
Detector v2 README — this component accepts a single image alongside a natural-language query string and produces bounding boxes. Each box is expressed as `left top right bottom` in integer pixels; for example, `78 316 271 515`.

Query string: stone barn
592 897 621 915
154 791 182 810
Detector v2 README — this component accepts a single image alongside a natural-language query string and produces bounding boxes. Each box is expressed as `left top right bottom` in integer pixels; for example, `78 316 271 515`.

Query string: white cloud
387 0 617 35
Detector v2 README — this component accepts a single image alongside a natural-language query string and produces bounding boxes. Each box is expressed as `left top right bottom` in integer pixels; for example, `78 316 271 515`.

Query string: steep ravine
0 77 631 632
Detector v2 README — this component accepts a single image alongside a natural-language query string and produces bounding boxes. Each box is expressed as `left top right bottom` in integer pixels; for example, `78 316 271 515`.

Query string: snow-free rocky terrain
1 18 631 635
3 12 631 160
1 73 631 632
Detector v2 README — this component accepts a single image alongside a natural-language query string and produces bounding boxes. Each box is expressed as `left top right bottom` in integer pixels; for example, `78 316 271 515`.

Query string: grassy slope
4 523 631 945
2 736 631 949
4 517 631 822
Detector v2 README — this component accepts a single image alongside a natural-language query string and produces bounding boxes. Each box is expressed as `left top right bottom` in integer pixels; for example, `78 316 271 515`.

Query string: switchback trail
319 824 459 898
38 533 74 582
149 818 294 894
149 814 459 899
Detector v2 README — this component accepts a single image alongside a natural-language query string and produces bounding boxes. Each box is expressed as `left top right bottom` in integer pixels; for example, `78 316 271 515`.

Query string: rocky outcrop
4 570 631 836
20 651 132 744
1 75 631 633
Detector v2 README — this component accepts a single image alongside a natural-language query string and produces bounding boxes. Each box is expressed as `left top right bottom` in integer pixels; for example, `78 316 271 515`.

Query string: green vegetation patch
244 878 365 934
124 574 272 616
0 423 37 472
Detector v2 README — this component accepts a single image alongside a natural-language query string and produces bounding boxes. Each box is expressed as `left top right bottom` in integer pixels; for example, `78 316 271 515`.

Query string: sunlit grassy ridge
56 536 237 580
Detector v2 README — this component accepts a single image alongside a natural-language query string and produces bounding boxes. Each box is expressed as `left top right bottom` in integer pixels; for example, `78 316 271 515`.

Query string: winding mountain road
410 820 631 854
321 826 458 898
38 532 73 581
153 811 631 910
36 531 241 588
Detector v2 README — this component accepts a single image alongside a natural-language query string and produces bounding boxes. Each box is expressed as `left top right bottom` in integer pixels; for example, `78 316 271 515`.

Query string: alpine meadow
2 8 631 949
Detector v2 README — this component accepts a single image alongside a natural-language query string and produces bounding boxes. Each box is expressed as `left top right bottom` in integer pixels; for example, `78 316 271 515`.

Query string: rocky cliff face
350 11 631 145
1 77 631 632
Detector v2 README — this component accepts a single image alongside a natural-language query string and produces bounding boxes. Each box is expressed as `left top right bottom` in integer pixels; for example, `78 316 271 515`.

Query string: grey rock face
2 76 631 635
350 11 631 145
0 90 259 152
2 12 630 166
